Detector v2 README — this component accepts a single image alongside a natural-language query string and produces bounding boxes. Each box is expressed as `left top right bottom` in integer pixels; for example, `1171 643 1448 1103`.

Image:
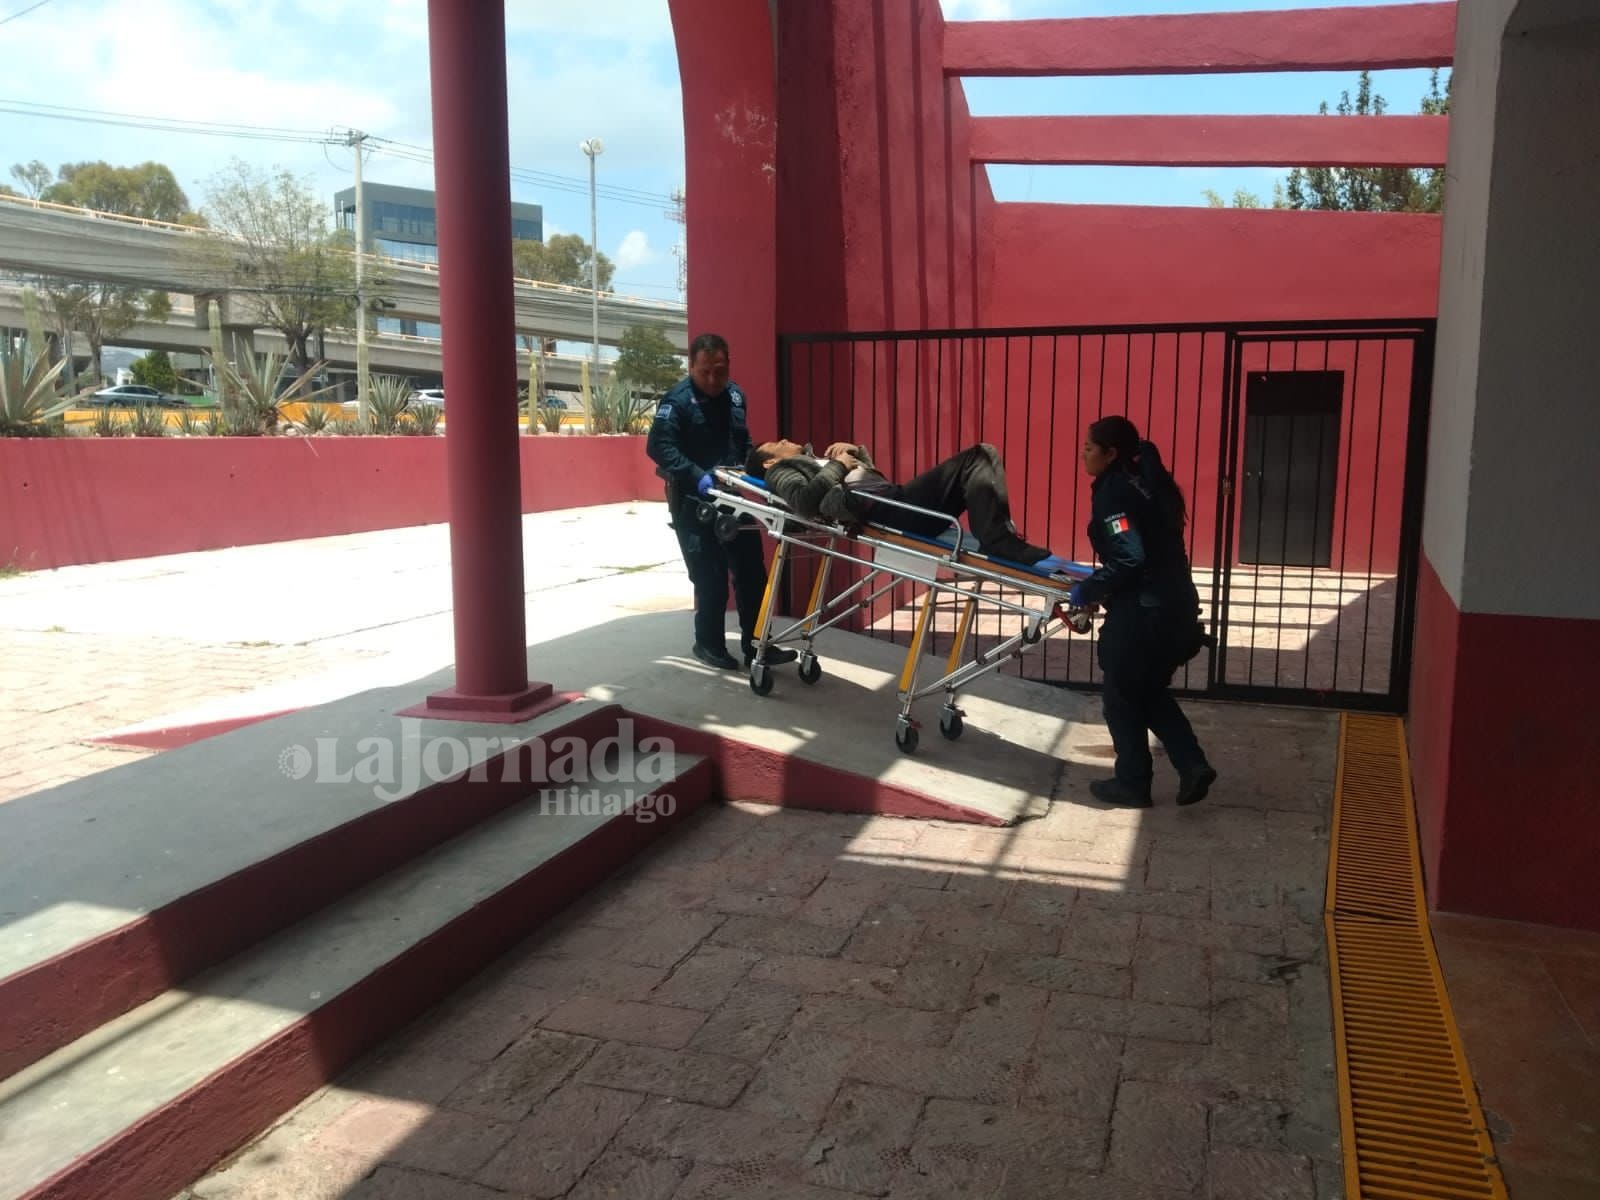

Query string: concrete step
0 748 711 1200
0 693 630 1080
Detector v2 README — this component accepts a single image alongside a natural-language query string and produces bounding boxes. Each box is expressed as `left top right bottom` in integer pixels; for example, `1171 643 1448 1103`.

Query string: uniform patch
729 387 744 407
655 400 671 417
1106 513 1131 536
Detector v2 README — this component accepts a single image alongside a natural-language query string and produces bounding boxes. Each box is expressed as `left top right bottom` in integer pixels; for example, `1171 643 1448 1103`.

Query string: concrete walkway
1 505 1343 1199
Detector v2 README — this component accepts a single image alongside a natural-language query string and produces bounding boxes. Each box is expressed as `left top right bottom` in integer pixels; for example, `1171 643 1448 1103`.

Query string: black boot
1177 763 1218 807
1089 778 1152 809
692 642 740 670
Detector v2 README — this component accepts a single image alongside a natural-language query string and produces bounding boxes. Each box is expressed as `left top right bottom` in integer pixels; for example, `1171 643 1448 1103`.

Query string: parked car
88 384 186 408
409 388 445 408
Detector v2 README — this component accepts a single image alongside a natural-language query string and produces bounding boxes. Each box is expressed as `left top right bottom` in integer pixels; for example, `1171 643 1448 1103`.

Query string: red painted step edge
20 756 715 1200
0 699 618 1081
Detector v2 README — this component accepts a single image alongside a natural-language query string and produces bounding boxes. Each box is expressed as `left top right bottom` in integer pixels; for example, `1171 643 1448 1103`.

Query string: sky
0 0 1448 308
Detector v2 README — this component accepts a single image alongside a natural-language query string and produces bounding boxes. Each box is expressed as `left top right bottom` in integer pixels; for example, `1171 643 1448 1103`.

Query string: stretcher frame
704 467 1094 754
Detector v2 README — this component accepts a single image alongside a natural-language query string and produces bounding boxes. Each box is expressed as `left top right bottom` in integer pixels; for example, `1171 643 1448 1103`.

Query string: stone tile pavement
182 721 1345 1200
0 630 383 804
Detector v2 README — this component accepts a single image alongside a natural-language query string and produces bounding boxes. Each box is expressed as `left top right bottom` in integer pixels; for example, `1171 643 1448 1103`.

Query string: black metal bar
1211 332 1242 694
1358 339 1390 693
1389 326 1435 709
1304 338 1333 690
1272 339 1300 688
1145 331 1157 434
1044 333 1059 681
1331 337 1363 693
780 317 1436 345
1190 333 1208 689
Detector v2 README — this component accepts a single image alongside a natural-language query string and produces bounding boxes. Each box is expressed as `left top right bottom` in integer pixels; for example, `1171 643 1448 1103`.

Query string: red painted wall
982 205 1442 328
1409 556 1600 932
0 437 662 571
667 0 780 433
783 330 1418 578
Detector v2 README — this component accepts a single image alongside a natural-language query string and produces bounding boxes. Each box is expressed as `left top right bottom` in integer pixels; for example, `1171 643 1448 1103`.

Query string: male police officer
647 333 797 671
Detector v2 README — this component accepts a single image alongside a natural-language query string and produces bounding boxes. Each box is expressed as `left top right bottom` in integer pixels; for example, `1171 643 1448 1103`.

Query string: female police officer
1068 415 1217 808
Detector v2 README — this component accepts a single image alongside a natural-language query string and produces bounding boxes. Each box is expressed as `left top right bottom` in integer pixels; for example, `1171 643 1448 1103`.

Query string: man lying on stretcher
745 439 1077 576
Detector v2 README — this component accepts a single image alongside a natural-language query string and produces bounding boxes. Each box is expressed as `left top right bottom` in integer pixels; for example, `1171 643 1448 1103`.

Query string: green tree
1284 70 1451 213
1198 71 1451 212
200 160 358 376
41 160 198 223
512 233 615 292
9 160 51 199
613 324 683 396
11 160 188 384
130 349 178 393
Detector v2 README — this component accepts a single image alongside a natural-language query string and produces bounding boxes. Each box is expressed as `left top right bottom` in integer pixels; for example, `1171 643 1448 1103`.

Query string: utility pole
343 128 371 424
580 137 603 432
666 187 687 301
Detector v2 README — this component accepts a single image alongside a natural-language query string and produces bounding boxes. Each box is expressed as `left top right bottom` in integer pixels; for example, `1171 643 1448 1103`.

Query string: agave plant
203 411 223 437
364 375 414 435
298 403 331 435
0 344 71 436
590 373 653 435
208 351 335 435
406 401 442 436
329 417 362 436
91 407 127 437
176 407 203 437
129 403 169 438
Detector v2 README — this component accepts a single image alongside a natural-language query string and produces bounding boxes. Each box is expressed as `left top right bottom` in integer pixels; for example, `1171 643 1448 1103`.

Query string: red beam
970 115 1449 168
945 3 1456 76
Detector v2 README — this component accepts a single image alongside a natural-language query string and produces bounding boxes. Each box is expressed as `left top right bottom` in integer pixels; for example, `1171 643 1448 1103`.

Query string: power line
0 0 54 27
0 100 680 212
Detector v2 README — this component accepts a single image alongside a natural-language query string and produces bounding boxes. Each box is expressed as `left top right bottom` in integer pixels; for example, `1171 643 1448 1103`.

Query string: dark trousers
673 518 769 657
1096 606 1208 794
877 443 1047 564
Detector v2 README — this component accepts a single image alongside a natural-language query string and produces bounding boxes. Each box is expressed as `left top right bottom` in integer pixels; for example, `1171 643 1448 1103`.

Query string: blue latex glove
1068 582 1088 608
696 472 715 497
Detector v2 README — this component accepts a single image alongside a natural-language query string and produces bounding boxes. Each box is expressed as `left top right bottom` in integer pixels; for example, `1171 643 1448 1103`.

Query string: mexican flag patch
1106 514 1131 536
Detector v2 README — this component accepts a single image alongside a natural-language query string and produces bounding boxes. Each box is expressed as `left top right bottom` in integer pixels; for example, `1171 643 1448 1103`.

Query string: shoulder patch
728 386 744 407
1105 513 1131 536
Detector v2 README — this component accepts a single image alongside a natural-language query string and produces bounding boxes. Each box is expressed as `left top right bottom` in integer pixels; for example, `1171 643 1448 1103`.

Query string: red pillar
402 0 567 723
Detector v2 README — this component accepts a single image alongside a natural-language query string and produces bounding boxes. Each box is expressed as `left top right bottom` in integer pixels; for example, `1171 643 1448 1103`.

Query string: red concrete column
402 0 565 723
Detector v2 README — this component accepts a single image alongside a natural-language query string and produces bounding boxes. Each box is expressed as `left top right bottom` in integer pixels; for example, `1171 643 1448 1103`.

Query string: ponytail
1135 439 1188 530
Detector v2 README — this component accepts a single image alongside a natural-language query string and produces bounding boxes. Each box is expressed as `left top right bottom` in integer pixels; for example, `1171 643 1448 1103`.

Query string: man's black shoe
1088 778 1153 809
692 643 740 670
746 646 798 668
1177 764 1218 807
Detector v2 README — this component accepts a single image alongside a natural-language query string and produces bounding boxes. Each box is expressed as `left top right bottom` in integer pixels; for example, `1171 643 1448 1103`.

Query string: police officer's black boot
1088 778 1153 809
1176 762 1218 807
692 642 740 670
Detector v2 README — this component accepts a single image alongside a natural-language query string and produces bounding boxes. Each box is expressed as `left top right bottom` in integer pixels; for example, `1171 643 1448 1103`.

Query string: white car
409 388 445 408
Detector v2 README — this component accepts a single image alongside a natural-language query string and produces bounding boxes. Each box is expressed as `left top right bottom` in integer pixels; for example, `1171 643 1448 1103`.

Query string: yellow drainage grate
1326 713 1508 1200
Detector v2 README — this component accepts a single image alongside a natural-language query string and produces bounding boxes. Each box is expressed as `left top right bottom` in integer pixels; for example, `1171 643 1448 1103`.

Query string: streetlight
580 137 603 425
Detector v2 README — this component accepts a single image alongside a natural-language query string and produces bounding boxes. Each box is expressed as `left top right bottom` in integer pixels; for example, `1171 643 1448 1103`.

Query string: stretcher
701 467 1096 754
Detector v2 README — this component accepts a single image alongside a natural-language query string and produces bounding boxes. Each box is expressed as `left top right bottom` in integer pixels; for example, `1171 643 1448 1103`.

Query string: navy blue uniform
646 376 768 658
1079 468 1209 796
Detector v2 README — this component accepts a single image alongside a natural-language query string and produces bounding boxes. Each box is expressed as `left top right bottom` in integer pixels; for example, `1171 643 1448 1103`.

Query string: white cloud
615 230 657 271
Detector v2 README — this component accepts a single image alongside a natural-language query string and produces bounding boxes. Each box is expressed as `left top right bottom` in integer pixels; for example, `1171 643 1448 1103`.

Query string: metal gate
776 319 1434 713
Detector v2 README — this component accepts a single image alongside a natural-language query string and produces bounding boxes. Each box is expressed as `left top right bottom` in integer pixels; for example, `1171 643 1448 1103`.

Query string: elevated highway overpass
0 194 687 351
0 288 603 393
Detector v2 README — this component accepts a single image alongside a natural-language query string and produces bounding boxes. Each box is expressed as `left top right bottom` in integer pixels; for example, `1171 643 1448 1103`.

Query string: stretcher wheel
714 512 741 543
695 500 716 525
797 655 822 685
940 711 964 740
1022 623 1042 645
749 663 774 696
895 723 919 754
